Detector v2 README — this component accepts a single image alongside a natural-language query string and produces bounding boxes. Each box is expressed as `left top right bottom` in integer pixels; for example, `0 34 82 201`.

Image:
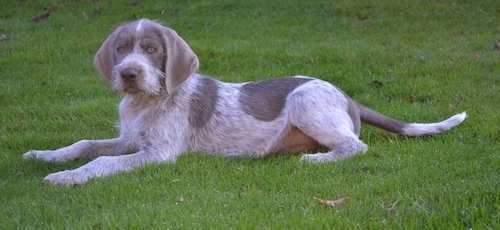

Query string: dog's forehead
131 19 162 34
135 19 145 32
115 20 163 43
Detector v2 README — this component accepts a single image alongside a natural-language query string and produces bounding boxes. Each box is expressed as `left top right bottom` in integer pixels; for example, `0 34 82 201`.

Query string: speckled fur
23 19 467 185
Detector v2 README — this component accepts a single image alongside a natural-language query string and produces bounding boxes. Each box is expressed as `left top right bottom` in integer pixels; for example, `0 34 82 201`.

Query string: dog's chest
117 95 186 143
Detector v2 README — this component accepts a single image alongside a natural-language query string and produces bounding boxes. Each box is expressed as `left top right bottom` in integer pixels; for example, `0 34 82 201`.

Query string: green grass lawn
1 0 499 228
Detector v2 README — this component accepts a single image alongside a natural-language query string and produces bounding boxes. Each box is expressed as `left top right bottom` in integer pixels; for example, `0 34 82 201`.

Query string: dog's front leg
42 151 151 185
42 146 181 185
23 138 134 163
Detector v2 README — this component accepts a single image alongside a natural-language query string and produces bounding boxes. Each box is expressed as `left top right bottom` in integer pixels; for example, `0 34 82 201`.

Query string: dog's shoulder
187 74 221 128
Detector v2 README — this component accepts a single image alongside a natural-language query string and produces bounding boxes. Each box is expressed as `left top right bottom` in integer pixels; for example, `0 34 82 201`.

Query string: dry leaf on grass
91 222 103 230
0 34 8 41
384 200 398 212
313 196 348 208
32 5 57 22
371 80 384 87
494 43 500 51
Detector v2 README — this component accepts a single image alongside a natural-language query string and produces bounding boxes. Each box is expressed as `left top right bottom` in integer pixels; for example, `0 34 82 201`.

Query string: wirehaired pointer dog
24 19 467 185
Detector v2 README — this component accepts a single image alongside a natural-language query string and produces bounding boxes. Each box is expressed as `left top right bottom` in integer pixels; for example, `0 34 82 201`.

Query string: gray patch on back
189 76 219 128
239 77 313 121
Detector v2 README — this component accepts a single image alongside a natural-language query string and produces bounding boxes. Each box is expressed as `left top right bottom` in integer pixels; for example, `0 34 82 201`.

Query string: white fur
402 112 467 136
135 19 144 32
23 19 466 185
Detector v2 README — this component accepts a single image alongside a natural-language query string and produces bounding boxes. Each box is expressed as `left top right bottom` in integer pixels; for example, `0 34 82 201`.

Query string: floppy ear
161 27 199 94
93 28 119 82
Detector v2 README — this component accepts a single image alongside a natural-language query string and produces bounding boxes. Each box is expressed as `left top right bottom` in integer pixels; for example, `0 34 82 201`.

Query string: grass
1 0 499 229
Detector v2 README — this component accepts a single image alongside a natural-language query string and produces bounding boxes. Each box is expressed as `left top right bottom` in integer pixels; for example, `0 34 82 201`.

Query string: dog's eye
117 47 125 53
147 47 156 53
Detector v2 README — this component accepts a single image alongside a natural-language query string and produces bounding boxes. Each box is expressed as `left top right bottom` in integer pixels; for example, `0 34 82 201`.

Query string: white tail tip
403 111 467 136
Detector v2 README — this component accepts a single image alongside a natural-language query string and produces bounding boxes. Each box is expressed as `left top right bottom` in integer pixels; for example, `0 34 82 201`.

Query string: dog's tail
358 104 467 136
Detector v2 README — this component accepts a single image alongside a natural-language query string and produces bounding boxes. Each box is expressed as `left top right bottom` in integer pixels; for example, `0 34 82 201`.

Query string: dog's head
94 19 199 95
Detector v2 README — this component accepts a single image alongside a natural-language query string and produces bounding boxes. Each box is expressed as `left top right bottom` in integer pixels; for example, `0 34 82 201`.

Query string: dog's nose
120 68 138 82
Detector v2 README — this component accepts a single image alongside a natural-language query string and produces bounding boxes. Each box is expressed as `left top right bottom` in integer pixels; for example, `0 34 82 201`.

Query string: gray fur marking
27 19 467 185
358 104 406 134
189 76 219 128
239 77 313 121
347 99 361 136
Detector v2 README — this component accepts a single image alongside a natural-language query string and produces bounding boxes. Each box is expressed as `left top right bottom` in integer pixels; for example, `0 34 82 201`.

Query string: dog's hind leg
286 89 367 163
299 136 367 163
294 114 368 163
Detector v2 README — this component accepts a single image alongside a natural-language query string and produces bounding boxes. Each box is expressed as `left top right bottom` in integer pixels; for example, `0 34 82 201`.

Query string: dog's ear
94 28 120 82
161 27 199 95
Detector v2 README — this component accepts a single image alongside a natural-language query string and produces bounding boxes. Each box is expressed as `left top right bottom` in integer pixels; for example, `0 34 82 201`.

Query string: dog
23 19 467 185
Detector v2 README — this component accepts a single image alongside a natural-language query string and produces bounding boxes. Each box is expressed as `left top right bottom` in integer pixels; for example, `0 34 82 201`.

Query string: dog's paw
43 170 89 186
23 150 55 161
300 153 338 164
23 150 74 163
22 150 36 159
300 154 322 164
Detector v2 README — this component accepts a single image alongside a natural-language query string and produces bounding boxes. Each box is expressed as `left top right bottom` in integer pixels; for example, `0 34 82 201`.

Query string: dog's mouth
123 86 140 94
112 80 140 94
119 81 162 96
